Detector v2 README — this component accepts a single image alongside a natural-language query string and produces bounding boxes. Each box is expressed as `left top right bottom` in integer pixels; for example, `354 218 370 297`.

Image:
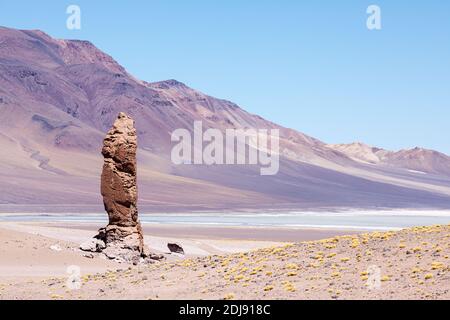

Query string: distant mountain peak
149 79 188 89
327 142 385 164
328 142 450 175
0 26 126 75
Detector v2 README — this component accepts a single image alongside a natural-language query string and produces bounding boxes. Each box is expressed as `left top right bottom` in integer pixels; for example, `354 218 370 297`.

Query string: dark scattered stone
168 243 184 255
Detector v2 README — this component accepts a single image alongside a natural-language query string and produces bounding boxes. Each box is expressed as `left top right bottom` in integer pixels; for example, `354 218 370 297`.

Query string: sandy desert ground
0 222 449 300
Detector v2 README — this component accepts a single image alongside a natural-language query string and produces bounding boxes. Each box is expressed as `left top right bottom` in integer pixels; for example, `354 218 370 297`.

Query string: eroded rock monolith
81 112 163 264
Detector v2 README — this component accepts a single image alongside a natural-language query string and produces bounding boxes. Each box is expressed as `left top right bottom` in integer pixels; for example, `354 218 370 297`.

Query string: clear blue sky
1 0 449 153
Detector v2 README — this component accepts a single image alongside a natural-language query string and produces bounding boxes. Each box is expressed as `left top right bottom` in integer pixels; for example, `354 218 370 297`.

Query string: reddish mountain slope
1 26 450 212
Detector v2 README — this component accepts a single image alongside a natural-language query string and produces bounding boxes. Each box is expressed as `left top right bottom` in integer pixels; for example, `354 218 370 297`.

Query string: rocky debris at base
80 236 165 265
80 238 106 253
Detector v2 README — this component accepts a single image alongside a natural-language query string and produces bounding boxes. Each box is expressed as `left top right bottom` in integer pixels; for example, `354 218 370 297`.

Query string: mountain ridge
327 142 450 175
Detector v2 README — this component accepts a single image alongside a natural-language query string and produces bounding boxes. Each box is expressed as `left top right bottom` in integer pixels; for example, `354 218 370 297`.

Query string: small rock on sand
168 243 185 255
49 244 62 252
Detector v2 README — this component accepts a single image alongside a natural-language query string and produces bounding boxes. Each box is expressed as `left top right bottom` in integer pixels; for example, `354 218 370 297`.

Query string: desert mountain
328 143 450 176
1 26 450 212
